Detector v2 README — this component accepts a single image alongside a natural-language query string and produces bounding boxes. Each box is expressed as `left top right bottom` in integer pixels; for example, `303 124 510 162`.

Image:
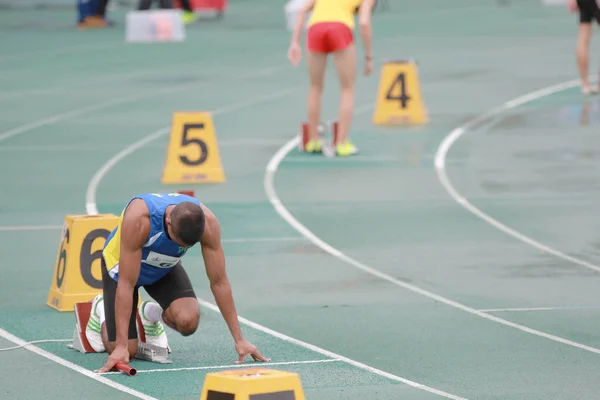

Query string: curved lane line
434 78 600 274
264 81 600 358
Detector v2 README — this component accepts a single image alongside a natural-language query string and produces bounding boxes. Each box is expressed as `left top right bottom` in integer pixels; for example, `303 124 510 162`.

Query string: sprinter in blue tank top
88 192 269 373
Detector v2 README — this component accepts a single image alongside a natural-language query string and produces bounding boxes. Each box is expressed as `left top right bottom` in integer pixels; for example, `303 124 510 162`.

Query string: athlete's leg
577 23 593 91
137 0 152 10
595 6 600 89
306 50 329 150
179 0 197 24
576 0 596 93
86 259 139 358
143 263 199 337
332 43 357 148
304 23 330 153
324 23 358 156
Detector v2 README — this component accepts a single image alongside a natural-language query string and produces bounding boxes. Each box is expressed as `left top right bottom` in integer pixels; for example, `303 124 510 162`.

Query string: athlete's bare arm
358 0 376 74
291 0 316 44
115 200 149 346
97 199 149 373
200 205 270 363
287 0 316 66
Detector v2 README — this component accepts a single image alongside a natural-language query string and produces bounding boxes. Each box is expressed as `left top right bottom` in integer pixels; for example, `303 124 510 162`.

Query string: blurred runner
287 0 377 156
568 0 600 94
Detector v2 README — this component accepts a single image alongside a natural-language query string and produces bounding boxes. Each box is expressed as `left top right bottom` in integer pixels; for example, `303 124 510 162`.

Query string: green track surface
2 1 600 399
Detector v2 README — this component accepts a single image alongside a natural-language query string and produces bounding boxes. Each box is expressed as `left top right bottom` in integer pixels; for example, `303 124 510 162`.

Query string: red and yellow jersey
308 0 363 29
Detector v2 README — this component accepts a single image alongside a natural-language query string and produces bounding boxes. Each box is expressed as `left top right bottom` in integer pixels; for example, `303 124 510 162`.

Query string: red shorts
307 22 354 53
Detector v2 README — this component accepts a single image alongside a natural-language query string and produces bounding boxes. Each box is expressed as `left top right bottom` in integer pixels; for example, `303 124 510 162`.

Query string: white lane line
0 42 123 65
0 65 285 144
264 87 600 357
85 87 300 216
0 225 304 244
434 78 600 274
480 306 600 313
283 155 405 163
222 237 306 243
197 299 468 400
0 139 285 152
0 338 72 352
0 225 63 231
0 42 122 61
99 359 340 375
0 328 158 400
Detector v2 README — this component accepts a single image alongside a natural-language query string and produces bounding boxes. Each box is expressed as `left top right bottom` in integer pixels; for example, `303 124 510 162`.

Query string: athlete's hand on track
235 339 270 364
287 43 302 67
95 345 130 373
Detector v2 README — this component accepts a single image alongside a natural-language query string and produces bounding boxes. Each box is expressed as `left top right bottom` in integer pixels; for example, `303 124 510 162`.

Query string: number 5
179 123 208 166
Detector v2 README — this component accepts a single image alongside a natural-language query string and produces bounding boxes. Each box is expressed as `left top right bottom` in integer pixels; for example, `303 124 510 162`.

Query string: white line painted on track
0 225 63 231
85 87 300 215
222 236 306 243
0 48 285 103
99 359 339 375
0 338 72 352
198 299 468 400
0 224 304 244
0 328 159 400
264 85 600 357
480 305 600 313
0 139 285 152
283 155 405 163
434 78 600 274
0 65 286 144
0 42 123 65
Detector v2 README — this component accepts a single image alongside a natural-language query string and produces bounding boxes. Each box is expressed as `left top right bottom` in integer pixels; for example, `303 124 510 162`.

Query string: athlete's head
167 202 205 247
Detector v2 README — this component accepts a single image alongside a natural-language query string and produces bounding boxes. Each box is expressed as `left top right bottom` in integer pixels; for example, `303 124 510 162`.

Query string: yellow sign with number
47 214 119 312
161 112 226 184
372 60 428 125
200 369 306 400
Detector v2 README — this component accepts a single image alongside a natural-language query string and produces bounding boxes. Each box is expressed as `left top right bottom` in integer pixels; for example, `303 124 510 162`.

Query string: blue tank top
102 192 201 286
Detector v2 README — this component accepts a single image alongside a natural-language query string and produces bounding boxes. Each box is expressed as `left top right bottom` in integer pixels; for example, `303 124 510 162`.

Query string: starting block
69 300 171 364
177 190 196 197
125 9 186 43
200 369 305 400
298 120 334 151
372 59 428 126
69 301 97 353
299 121 344 157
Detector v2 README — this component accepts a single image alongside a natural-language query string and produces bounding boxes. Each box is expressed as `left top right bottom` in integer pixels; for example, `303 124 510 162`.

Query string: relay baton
114 361 137 376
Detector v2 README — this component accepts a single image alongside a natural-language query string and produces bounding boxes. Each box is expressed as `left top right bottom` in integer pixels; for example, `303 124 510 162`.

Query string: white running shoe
138 300 170 351
85 294 106 353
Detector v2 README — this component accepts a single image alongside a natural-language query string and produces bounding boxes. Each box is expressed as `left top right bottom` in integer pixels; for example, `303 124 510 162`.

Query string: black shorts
101 257 196 342
578 0 600 24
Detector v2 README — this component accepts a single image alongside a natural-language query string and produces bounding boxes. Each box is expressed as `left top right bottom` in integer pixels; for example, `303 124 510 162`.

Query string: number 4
386 72 411 109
